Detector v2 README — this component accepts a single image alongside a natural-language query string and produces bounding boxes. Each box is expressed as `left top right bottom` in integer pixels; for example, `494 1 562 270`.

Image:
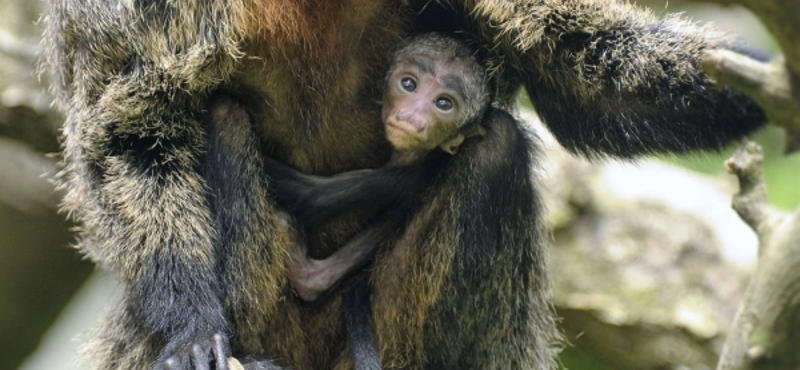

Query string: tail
344 279 382 370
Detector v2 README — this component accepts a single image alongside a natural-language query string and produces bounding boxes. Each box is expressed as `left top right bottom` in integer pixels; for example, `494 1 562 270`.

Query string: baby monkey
267 34 490 301
380 34 488 163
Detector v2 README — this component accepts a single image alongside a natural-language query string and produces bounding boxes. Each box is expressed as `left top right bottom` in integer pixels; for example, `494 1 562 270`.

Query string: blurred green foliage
558 348 625 370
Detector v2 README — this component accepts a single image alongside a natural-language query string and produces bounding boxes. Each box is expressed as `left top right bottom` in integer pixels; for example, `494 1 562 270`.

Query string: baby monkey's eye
401 77 416 92
435 97 453 111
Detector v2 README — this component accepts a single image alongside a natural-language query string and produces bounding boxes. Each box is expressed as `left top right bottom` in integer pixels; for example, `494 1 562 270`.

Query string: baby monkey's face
381 55 471 153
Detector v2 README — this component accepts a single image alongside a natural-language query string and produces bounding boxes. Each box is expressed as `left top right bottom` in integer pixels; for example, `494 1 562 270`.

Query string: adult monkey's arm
41 1 278 369
463 0 767 157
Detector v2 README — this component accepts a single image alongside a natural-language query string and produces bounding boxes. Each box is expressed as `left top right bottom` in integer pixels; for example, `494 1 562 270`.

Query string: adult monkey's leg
371 109 558 370
202 95 314 370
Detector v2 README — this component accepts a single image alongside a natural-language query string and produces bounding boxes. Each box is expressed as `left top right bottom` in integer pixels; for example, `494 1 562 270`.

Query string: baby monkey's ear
440 134 465 155
439 125 486 155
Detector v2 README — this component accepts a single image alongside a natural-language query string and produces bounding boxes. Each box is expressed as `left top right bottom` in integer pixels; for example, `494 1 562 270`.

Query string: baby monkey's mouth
385 119 427 150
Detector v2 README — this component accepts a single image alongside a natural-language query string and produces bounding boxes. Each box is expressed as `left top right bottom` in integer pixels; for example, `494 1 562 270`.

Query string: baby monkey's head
382 34 489 155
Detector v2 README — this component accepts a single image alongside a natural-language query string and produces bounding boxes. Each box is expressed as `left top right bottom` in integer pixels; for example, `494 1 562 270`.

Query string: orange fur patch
243 0 345 60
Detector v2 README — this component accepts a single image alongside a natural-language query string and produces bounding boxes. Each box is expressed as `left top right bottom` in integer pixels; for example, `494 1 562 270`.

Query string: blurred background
0 1 796 370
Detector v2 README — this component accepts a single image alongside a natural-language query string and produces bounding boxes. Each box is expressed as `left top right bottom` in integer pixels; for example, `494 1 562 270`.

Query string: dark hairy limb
265 157 436 227
369 108 559 369
43 1 244 368
200 95 297 367
456 0 767 157
287 217 405 302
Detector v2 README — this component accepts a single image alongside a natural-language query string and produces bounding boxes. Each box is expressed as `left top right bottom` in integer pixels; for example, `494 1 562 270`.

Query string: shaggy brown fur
42 0 765 369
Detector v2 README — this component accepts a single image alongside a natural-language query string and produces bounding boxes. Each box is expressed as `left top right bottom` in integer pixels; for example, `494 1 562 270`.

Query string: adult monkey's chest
238 0 409 174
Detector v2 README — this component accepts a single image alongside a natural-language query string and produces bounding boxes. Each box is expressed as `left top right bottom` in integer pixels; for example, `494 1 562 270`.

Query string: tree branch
722 140 783 235
702 0 800 74
716 140 800 370
684 1 800 368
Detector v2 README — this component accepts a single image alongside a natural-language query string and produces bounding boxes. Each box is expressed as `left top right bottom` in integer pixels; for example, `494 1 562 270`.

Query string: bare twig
716 140 800 370
692 1 800 367
723 140 783 234
703 0 800 74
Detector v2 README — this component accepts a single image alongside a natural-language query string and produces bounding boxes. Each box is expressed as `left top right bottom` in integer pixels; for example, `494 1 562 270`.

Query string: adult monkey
42 1 767 370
